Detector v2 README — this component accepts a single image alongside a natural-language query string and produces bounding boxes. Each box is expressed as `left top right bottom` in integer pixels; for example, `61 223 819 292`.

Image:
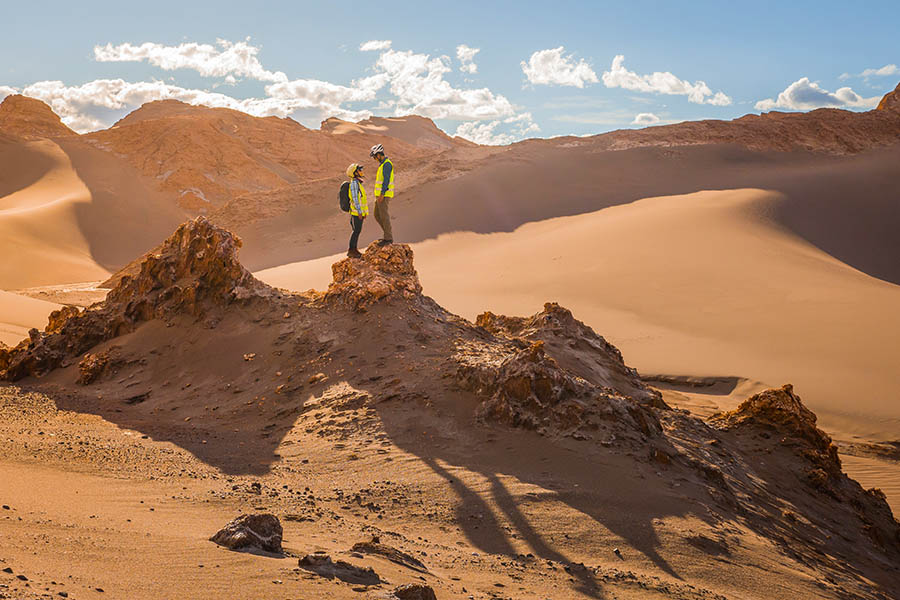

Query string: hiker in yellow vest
346 163 367 258
369 143 394 246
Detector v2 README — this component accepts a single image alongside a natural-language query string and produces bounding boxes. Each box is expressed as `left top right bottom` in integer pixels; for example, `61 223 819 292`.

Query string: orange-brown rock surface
877 81 900 112
0 94 76 139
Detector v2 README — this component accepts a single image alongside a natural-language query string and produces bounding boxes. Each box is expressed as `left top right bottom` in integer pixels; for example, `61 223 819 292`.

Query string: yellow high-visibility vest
350 179 368 217
375 158 394 198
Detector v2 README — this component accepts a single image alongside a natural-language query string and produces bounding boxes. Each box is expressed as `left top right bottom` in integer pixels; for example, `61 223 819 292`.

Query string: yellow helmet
346 163 362 178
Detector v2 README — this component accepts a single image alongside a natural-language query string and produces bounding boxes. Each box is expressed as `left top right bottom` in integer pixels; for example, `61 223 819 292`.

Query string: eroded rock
393 583 438 600
298 552 380 584
326 243 422 311
1 217 269 381
209 513 283 553
458 340 660 440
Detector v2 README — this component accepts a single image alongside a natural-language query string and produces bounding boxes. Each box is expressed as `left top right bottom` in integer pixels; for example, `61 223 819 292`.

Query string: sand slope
0 290 60 346
257 188 900 442
0 138 109 288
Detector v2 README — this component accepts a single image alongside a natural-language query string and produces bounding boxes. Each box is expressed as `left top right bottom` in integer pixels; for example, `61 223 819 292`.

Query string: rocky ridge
1 219 898 597
0 94 76 139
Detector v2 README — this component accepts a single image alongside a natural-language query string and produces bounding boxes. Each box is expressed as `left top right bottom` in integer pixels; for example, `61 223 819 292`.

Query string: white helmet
369 143 384 157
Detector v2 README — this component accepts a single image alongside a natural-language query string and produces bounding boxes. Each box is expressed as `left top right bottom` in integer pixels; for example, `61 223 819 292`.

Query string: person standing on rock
346 163 367 258
370 143 394 246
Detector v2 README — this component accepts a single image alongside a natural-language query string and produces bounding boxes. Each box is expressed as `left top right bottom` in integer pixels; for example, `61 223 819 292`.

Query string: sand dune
0 290 60 346
0 138 110 288
257 188 900 442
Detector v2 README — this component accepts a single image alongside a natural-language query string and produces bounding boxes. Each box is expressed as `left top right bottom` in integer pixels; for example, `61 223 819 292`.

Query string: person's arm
350 180 363 215
379 161 392 197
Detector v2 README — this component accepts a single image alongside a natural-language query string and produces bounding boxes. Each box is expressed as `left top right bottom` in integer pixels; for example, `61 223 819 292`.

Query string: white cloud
19 78 373 133
0 85 18 101
602 55 731 106
632 112 661 125
94 39 288 83
457 44 480 74
755 77 880 111
454 120 516 145
14 37 537 143
374 48 516 120
360 40 392 52
521 47 598 88
840 64 899 80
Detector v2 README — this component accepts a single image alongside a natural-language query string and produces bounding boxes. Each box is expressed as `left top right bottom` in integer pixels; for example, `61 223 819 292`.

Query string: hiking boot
347 248 362 258
377 238 393 247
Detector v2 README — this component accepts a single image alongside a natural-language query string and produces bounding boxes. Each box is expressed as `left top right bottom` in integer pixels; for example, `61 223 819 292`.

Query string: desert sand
2 221 899 599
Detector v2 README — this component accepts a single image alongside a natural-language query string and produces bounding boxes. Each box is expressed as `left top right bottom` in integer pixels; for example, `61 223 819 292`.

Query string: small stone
210 514 283 553
393 583 438 600
1 568 11 573
16 575 28 581
283 312 291 319
243 353 256 361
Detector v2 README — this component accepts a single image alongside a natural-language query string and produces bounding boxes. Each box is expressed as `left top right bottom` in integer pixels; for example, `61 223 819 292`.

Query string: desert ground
1 86 899 599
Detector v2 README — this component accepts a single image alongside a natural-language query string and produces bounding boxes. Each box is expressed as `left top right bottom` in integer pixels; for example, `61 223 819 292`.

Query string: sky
2 0 898 143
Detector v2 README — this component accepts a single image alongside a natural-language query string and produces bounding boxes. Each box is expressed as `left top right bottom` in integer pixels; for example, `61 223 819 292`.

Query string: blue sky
3 0 898 142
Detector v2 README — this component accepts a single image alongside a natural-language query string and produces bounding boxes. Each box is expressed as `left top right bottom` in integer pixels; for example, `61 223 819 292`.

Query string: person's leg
377 197 393 242
348 215 362 252
373 199 386 241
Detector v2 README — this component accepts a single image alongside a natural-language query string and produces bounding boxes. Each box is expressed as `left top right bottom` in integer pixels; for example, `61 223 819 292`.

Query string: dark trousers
349 215 363 250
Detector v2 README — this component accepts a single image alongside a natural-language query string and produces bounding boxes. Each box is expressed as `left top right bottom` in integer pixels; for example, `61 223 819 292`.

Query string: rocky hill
1 218 898 598
0 95 76 139
82 100 431 211
877 81 900 112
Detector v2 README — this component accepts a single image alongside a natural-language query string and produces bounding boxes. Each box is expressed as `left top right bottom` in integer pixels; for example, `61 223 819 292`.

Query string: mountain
0 95 76 139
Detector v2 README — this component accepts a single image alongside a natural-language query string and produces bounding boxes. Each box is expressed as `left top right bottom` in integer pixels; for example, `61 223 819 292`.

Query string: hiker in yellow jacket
346 163 367 258
369 143 394 245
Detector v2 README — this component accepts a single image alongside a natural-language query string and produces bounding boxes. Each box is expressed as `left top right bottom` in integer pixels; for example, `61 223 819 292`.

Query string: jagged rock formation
713 384 841 476
877 81 900 112
0 217 268 380
0 95 76 139
326 244 423 311
477 303 663 407
710 385 900 552
209 513 283 553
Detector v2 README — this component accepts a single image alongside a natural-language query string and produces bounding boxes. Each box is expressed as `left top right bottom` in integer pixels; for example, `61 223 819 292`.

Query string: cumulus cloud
360 40 392 52
0 85 18 101
521 47 598 88
454 120 516 145
755 77 880 111
631 112 661 125
602 55 731 106
374 48 516 120
14 37 537 143
94 39 287 83
19 78 373 133
840 64 899 80
456 44 480 74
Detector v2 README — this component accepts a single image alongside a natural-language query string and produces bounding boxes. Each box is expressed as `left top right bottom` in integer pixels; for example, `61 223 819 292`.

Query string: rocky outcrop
712 384 900 551
326 244 423 311
0 95 76 139
877 81 900 112
209 514 283 553
478 303 664 408
0 217 268 381
457 340 660 440
712 384 841 475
